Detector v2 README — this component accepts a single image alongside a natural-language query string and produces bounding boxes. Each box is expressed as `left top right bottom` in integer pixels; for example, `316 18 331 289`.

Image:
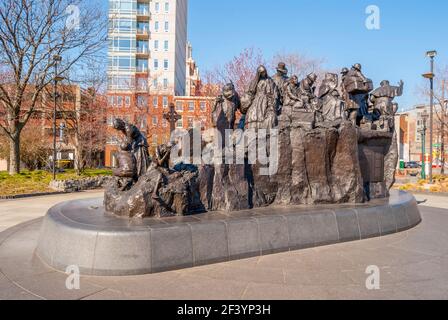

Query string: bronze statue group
212 62 404 137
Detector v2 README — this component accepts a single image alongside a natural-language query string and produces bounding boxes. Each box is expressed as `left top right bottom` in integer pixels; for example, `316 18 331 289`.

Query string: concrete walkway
0 192 448 300
414 193 448 210
0 190 104 233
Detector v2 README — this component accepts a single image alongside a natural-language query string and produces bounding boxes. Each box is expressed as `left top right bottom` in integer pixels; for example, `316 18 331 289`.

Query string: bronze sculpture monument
105 62 404 218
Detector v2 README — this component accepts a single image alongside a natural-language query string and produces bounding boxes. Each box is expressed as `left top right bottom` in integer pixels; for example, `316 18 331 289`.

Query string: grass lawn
0 169 112 196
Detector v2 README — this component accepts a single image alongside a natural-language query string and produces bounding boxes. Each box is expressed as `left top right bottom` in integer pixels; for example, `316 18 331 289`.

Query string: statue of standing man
342 63 373 125
272 62 289 114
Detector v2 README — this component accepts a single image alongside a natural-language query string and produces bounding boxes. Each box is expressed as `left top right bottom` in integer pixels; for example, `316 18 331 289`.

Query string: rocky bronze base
105 122 397 218
36 190 421 276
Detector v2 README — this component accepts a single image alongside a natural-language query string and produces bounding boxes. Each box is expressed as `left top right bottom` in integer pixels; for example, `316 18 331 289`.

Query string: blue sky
188 0 448 110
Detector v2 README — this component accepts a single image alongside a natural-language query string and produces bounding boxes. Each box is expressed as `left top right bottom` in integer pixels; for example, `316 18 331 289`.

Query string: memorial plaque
359 145 385 183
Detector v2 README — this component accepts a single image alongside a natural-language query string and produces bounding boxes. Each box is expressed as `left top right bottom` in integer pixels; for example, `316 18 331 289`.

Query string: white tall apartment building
108 0 188 97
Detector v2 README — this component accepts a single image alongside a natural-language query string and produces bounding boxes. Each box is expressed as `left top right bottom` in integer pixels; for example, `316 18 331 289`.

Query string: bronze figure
105 63 403 218
112 118 151 178
317 73 345 123
272 62 289 111
211 83 242 135
240 65 279 130
299 73 318 111
342 64 374 125
369 80 404 131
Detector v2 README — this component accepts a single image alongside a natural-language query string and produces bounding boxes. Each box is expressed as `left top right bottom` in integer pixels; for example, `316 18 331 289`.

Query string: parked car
405 161 421 169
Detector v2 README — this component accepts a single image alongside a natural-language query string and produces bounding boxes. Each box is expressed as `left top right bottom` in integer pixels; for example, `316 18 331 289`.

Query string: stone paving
0 192 448 300
0 190 104 232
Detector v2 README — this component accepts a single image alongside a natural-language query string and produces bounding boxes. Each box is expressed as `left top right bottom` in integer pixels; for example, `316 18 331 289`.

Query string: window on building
137 3 149 15
108 96 114 107
154 59 159 70
163 59 169 70
136 58 148 72
109 56 135 71
153 96 158 107
107 115 115 126
152 116 158 125
188 101 194 112
162 118 167 128
155 2 160 12
137 22 149 35
153 78 158 88
164 40 168 51
137 78 148 91
140 117 147 129
154 40 159 51
109 37 135 53
117 96 123 106
137 39 148 53
164 21 169 32
109 18 135 34
200 101 206 112
165 2 169 12
176 101 183 112
154 21 159 32
163 96 169 108
137 95 147 108
108 75 134 91
188 117 194 129
176 119 183 128
125 96 131 107
163 78 168 89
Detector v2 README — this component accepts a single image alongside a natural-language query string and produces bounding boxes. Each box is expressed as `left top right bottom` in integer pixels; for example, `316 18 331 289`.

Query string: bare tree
0 124 50 171
270 51 326 81
435 72 447 174
202 48 327 96
55 62 108 175
202 47 266 94
0 0 107 175
418 65 448 174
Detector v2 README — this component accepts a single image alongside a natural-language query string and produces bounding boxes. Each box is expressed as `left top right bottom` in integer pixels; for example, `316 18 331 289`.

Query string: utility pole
420 111 429 180
52 55 64 180
53 56 61 180
442 79 446 175
423 50 437 183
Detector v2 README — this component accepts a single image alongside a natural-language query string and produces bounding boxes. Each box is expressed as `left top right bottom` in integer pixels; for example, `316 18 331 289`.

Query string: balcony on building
136 39 149 57
136 46 149 58
136 65 148 74
136 79 149 93
137 27 150 37
136 21 150 39
137 4 150 19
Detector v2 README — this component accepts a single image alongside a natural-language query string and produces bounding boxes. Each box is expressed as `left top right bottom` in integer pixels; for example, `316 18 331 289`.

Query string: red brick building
104 94 215 168
397 104 448 166
0 84 107 170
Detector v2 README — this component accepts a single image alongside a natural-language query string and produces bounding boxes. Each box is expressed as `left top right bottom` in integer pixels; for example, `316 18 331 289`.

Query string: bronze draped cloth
241 77 279 130
125 123 151 177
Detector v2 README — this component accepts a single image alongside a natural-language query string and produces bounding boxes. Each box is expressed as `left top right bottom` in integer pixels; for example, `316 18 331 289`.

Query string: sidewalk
0 190 104 232
1 205 447 300
413 193 448 210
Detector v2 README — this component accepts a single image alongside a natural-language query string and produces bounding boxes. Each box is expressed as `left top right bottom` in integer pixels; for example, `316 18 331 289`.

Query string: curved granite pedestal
36 190 421 276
